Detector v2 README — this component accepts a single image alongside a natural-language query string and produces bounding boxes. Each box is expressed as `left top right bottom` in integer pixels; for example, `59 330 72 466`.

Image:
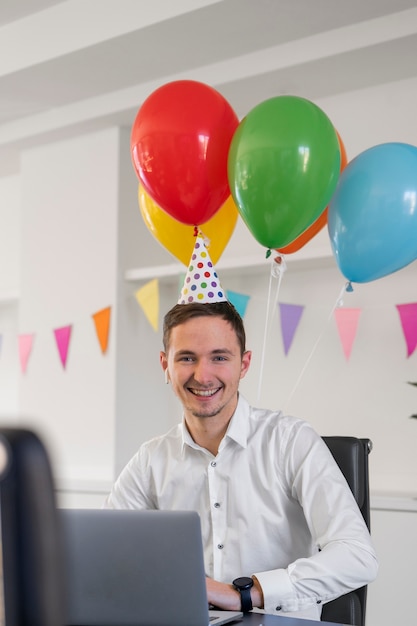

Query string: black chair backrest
0 428 66 626
320 436 372 626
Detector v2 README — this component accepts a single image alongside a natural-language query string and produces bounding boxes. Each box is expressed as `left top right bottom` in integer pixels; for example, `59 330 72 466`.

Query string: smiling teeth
191 389 218 397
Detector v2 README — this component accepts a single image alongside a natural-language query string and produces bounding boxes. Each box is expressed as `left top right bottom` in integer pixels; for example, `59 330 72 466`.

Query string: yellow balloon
138 186 238 265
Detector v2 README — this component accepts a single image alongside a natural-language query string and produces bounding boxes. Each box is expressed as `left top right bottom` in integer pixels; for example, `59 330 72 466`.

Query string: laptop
59 508 243 626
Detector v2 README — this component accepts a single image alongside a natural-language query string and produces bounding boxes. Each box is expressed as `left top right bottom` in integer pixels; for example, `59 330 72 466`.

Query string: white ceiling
0 0 416 176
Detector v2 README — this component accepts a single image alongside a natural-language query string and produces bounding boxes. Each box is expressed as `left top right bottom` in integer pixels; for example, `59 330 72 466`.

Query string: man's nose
193 360 212 384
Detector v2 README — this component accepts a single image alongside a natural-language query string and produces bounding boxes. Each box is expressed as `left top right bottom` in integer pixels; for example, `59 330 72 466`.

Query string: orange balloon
276 132 348 255
277 209 329 254
138 186 238 265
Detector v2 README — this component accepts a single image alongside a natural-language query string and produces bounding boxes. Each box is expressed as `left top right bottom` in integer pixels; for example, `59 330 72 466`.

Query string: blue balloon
328 142 417 283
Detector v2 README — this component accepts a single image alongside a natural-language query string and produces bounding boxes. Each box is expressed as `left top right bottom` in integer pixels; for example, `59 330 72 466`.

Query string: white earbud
164 369 169 384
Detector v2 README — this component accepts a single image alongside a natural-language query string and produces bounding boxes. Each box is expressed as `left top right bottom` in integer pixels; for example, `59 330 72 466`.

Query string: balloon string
256 255 287 404
283 281 349 412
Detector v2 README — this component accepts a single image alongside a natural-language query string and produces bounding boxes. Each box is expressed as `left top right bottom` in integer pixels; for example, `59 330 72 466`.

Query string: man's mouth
188 387 220 397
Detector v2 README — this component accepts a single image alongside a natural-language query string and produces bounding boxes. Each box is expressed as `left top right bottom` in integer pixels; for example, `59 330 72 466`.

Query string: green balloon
228 96 341 249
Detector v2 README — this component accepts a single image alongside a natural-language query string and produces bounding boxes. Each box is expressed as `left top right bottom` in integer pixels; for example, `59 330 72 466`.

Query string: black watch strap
233 577 253 613
238 585 253 613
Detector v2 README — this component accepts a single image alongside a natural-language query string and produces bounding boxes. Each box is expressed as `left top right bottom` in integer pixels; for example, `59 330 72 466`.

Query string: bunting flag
334 307 361 360
227 290 251 318
18 333 35 373
278 303 305 355
135 279 159 332
396 303 417 357
54 325 72 368
7 299 417 373
92 306 111 354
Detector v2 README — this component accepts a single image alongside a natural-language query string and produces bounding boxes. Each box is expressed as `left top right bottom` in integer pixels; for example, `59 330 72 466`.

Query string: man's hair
162 302 247 355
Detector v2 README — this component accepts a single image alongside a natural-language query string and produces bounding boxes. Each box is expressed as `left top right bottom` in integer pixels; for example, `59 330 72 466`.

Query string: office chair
320 436 372 626
0 428 66 626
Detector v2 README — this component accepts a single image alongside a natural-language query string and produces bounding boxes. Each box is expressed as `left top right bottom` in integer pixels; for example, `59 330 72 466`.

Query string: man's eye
213 356 227 361
179 356 194 362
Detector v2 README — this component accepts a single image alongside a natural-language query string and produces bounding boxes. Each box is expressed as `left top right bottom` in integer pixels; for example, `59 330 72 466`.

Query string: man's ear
240 350 252 379
160 352 170 384
160 351 167 371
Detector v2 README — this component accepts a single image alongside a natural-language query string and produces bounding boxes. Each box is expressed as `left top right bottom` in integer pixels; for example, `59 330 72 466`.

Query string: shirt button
217 544 224 550
211 461 217 467
317 600 322 605
214 502 220 508
276 606 281 611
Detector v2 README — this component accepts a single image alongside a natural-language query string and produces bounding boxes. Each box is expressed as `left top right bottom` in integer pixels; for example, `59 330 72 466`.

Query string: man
105 237 378 620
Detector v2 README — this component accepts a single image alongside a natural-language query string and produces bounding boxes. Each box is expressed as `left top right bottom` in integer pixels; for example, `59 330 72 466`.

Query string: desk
238 614 345 626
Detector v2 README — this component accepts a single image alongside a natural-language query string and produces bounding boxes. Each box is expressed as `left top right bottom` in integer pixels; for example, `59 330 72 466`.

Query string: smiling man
104 236 378 620
160 304 251 455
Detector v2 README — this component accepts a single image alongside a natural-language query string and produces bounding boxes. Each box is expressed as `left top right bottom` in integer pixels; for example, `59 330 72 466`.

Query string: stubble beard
190 405 224 419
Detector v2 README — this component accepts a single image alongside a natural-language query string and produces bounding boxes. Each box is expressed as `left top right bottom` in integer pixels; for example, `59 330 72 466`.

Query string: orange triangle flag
135 279 159 332
92 306 111 354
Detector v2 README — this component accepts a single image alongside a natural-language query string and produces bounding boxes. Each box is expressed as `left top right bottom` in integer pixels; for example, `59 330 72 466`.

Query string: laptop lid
60 508 241 626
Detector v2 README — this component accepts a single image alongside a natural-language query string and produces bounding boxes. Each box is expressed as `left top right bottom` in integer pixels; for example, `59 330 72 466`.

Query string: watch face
233 576 253 589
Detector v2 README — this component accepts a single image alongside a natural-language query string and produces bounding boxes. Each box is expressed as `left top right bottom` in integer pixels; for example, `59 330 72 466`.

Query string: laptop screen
60 508 212 626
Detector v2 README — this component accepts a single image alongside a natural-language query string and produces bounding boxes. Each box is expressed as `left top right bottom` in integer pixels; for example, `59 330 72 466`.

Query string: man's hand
206 576 264 611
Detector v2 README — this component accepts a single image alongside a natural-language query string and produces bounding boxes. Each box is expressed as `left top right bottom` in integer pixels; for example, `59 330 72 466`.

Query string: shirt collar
180 394 250 452
223 393 249 449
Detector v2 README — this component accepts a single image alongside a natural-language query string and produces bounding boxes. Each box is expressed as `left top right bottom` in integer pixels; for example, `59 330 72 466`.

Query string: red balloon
131 80 239 226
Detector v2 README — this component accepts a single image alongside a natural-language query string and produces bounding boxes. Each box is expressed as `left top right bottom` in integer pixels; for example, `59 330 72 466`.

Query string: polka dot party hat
177 233 227 304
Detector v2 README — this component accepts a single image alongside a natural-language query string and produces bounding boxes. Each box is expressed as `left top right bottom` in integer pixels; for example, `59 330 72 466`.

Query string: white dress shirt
105 394 378 620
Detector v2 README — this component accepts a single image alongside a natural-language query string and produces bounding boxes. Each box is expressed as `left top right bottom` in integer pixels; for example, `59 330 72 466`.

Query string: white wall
367 505 417 626
0 175 20 295
322 76 417 159
0 174 20 418
17 129 122 484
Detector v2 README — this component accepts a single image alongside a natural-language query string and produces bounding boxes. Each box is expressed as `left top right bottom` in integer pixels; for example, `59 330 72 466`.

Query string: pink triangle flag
278 303 305 355
396 303 417 357
54 325 72 369
18 333 35 373
334 308 361 360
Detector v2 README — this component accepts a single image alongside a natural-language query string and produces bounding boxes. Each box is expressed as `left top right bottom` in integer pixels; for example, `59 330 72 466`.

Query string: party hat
178 234 227 304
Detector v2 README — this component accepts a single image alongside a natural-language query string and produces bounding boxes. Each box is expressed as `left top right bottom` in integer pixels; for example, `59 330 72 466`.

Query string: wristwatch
232 576 253 613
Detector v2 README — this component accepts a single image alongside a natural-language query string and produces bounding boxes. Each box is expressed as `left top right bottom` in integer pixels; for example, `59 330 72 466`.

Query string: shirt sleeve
253 422 378 614
103 445 156 510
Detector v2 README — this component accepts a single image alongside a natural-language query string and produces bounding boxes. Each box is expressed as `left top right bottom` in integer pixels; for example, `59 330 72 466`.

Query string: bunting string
283 281 349 412
2 280 417 377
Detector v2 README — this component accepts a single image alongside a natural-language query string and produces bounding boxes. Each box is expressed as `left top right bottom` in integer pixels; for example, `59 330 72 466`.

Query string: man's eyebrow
174 348 235 357
211 348 235 355
175 349 196 357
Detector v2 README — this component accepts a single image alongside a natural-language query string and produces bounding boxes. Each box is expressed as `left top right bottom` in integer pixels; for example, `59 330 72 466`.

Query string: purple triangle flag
396 303 417 357
278 303 305 355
